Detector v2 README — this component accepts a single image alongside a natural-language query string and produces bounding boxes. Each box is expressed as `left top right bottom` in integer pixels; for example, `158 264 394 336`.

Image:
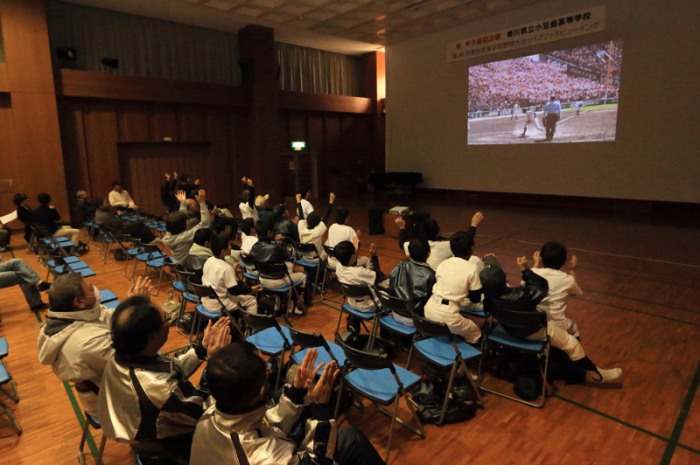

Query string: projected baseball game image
468 40 622 144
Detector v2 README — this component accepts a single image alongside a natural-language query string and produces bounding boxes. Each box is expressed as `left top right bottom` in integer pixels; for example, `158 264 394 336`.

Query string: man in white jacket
37 275 152 415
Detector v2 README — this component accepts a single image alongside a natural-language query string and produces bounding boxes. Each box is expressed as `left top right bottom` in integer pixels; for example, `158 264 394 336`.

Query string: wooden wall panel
150 107 179 142
0 64 9 93
288 112 306 143
57 100 91 214
117 105 150 142
82 103 120 200
307 115 326 197
179 108 205 142
0 95 20 212
278 90 372 114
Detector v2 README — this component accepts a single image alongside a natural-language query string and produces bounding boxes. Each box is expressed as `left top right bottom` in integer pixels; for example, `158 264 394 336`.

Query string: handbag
411 379 477 425
160 289 182 322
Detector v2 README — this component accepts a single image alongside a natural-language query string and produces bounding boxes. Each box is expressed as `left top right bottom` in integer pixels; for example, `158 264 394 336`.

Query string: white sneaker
586 367 622 383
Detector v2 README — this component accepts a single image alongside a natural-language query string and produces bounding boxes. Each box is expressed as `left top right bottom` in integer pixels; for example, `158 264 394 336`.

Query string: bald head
111 296 164 356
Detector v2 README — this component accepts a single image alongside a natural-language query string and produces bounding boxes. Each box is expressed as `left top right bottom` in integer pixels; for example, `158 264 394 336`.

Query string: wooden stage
1 196 698 464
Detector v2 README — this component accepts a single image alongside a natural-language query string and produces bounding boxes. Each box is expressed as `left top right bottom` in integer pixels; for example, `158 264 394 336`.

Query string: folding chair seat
102 230 135 265
134 243 171 295
293 242 325 294
375 290 417 344
335 283 382 352
100 289 118 303
288 327 346 371
409 314 484 423
333 333 423 464
0 338 8 369
45 256 84 280
255 261 304 318
78 411 107 465
104 300 121 310
240 253 260 284
242 312 292 393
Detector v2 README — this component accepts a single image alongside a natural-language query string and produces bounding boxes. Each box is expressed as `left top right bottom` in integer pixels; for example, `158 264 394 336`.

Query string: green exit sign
292 141 306 149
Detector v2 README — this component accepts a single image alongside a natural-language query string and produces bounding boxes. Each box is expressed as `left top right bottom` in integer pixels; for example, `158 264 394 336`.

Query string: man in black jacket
389 238 436 323
480 253 621 383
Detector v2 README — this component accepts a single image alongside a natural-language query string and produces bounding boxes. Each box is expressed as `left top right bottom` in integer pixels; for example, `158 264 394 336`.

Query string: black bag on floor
411 380 477 425
114 248 128 261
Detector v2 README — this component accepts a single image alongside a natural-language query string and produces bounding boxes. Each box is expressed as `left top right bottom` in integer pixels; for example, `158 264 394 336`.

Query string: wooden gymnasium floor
1 195 699 465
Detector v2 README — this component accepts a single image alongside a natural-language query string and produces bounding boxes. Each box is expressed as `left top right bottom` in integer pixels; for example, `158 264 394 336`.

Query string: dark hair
240 218 255 235
207 341 267 413
12 193 28 206
210 234 231 257
334 241 355 266
37 193 51 206
111 296 163 356
165 211 188 235
273 204 287 220
335 207 349 225
94 197 106 210
418 219 440 241
193 228 214 246
112 181 122 188
408 238 430 263
306 212 321 229
178 174 189 183
541 241 567 269
296 186 310 197
48 274 85 312
255 220 272 237
238 190 250 204
449 231 475 258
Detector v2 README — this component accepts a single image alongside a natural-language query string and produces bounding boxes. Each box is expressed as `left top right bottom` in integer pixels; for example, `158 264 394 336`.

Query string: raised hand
246 178 254 187
533 251 542 268
296 193 302 203
329 192 336 203
128 276 153 298
165 172 170 181
516 256 529 271
173 171 178 179
294 349 323 389
175 190 187 202
203 317 231 355
195 189 207 204
351 235 360 252
569 255 578 270
356 229 361 238
370 243 378 256
471 211 484 227
309 361 340 404
484 253 496 259
395 217 406 229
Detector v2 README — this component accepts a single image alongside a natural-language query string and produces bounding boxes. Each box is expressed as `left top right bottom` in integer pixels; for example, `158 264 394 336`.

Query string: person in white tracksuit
521 108 544 136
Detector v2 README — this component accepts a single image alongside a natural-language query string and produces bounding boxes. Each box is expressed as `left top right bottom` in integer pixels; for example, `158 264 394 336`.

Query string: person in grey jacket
162 189 211 264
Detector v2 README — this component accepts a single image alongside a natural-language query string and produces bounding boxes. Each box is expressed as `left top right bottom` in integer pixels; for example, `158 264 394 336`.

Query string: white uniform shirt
300 199 314 219
298 220 327 260
404 240 453 270
326 224 357 248
336 263 377 312
239 202 259 222
431 257 482 303
531 268 583 325
241 235 259 255
202 257 237 312
108 190 136 208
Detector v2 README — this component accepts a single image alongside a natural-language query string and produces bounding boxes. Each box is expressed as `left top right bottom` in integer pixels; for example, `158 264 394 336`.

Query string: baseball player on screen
511 102 519 120
575 101 583 115
521 107 544 136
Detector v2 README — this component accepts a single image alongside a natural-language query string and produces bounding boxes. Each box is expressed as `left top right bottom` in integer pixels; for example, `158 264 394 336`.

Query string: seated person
202 234 260 315
481 253 621 383
94 197 156 244
423 232 482 344
531 241 584 338
97 298 231 459
334 238 384 315
13 193 34 243
75 190 96 222
108 181 137 211
325 206 369 269
38 275 152 415
240 218 258 254
239 177 259 221
185 228 215 273
191 343 385 465
297 185 314 218
0 258 50 311
388 238 436 325
34 193 83 246
162 190 211 264
255 194 275 224
273 204 299 243
250 221 308 314
189 183 237 233
161 172 179 213
396 212 484 270
297 192 335 261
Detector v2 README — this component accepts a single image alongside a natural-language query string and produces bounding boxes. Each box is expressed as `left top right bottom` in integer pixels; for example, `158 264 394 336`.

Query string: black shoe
30 303 50 312
37 282 51 292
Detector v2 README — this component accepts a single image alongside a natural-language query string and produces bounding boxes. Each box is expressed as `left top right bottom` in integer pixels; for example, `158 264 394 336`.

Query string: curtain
47 0 241 85
275 42 362 97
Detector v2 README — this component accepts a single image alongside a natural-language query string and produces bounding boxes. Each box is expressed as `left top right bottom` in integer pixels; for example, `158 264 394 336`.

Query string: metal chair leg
96 433 107 464
0 399 21 434
439 363 459 425
78 419 90 465
385 395 401 464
